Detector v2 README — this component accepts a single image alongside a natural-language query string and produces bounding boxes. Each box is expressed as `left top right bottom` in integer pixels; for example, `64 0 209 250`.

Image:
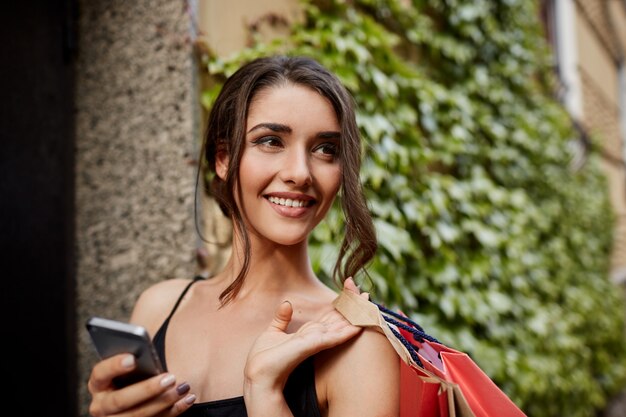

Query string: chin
273 237 308 247
264 231 310 247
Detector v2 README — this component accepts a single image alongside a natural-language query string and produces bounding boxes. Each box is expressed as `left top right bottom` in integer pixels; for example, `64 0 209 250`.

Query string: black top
152 277 322 417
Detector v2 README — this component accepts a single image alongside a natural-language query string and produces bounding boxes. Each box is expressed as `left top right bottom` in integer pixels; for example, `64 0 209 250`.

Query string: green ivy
199 0 626 415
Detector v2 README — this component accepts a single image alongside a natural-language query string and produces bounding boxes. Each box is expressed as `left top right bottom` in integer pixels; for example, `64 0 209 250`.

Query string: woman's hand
243 278 368 416
87 354 196 417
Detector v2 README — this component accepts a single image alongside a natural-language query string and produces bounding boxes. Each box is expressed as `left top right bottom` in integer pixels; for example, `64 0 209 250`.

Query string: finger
170 393 197 415
94 373 179 416
130 379 197 417
131 380 196 417
88 354 136 393
269 300 293 332
344 277 360 294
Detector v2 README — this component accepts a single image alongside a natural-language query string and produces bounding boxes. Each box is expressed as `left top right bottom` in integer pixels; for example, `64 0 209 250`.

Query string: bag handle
375 303 439 343
333 289 416 366
333 289 442 370
375 303 443 368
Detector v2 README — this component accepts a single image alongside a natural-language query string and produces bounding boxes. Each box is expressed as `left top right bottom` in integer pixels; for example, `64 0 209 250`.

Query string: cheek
321 165 342 199
239 154 272 194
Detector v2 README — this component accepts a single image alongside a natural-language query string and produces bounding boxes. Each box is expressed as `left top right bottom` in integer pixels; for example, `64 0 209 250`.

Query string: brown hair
203 55 377 305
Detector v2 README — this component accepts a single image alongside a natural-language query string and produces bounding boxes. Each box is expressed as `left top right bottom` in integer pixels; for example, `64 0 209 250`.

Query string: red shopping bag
333 289 526 417
398 358 463 417
392 315 526 417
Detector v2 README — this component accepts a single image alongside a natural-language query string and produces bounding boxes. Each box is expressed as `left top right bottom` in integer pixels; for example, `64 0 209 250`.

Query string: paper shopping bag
396 326 526 417
334 289 526 417
399 358 474 417
333 289 474 417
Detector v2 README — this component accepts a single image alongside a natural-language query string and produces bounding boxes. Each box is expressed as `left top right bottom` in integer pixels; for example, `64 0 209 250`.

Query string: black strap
161 275 205 324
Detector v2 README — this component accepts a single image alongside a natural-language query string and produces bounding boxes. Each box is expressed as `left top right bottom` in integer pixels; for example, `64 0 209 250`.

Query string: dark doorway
1 1 77 416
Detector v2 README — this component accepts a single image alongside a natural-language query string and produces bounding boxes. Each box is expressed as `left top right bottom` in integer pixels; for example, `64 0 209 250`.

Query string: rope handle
372 301 442 370
375 303 440 343
332 290 443 370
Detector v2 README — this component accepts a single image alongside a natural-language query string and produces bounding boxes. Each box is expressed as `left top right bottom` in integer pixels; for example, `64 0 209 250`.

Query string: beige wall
608 0 626 52
576 12 619 108
198 0 301 58
575 0 626 278
575 6 624 406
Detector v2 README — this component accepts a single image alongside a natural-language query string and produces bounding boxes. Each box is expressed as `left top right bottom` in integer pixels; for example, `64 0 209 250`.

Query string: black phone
86 316 164 387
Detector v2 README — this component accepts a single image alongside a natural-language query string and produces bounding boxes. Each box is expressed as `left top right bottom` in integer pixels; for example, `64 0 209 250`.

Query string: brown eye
252 136 283 148
314 142 338 156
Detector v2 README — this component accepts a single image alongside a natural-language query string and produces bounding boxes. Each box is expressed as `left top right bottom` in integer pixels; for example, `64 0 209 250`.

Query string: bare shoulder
317 326 400 417
130 278 195 337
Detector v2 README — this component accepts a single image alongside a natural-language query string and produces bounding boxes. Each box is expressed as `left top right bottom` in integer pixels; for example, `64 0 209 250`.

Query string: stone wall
74 1 200 414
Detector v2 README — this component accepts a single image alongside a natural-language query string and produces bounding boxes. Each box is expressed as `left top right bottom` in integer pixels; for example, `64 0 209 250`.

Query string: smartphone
86 316 164 388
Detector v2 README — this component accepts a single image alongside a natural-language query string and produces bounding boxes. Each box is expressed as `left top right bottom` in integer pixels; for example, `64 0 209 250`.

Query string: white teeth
268 196 307 207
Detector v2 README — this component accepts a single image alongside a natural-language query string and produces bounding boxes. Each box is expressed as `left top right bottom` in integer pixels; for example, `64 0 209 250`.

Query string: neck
218 230 320 297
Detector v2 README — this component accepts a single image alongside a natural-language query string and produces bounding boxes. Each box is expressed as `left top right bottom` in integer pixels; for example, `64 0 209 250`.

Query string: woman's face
220 83 342 247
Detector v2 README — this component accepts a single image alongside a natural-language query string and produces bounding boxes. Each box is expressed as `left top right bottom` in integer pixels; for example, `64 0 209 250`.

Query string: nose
280 147 312 186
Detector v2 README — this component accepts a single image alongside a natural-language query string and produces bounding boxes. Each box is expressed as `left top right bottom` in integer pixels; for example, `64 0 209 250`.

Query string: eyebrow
247 122 341 139
247 123 291 134
318 131 341 139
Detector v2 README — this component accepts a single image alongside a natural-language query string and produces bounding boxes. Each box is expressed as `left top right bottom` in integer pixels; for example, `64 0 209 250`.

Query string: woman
87 55 400 417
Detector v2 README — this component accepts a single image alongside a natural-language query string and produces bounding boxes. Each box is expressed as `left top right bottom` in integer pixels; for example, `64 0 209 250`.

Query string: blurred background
2 0 625 416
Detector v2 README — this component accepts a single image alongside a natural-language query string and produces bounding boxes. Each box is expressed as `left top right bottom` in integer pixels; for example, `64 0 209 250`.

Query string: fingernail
282 300 292 306
160 374 176 387
176 382 191 395
184 394 197 405
121 354 135 368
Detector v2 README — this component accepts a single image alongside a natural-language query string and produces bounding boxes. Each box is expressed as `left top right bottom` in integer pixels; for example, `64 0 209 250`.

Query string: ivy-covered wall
198 0 626 415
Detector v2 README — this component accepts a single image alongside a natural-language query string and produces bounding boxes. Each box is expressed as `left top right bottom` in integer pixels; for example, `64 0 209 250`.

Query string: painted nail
121 354 135 368
176 382 190 396
184 394 197 405
160 374 176 387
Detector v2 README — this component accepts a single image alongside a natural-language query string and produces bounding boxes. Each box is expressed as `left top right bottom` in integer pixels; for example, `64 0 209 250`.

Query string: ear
215 150 229 180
